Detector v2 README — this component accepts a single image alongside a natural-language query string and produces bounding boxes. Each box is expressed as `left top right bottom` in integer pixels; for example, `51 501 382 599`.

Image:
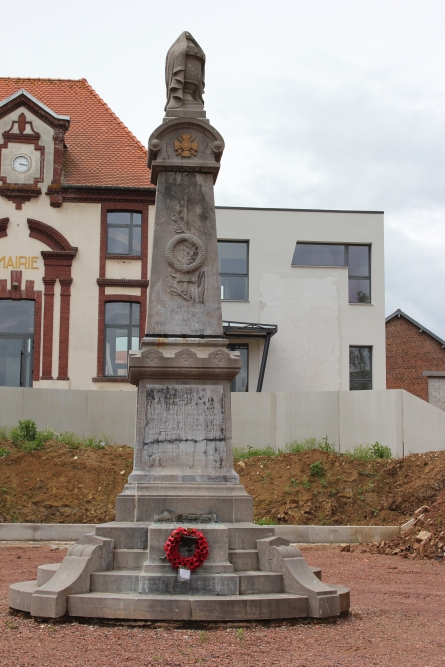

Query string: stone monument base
116 482 253 523
8 521 350 621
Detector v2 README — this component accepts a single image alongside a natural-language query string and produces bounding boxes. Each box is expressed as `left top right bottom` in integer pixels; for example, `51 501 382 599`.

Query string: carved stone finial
164 31 206 119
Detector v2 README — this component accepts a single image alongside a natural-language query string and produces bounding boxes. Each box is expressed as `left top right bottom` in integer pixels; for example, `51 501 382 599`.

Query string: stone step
95 523 149 550
226 523 275 550
113 549 147 570
68 591 309 621
8 580 37 613
238 571 283 595
37 563 60 586
139 573 239 596
228 549 258 571
91 570 140 593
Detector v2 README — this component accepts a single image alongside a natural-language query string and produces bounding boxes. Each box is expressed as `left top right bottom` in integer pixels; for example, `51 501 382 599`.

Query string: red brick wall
386 316 445 401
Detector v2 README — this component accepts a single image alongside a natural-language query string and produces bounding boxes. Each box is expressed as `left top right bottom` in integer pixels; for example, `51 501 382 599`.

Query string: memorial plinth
8 31 350 622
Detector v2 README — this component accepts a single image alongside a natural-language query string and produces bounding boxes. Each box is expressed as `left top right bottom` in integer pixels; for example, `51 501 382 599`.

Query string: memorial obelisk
115 32 252 523
9 34 349 620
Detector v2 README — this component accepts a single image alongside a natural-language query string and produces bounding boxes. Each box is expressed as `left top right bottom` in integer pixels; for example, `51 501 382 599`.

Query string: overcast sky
2 0 444 337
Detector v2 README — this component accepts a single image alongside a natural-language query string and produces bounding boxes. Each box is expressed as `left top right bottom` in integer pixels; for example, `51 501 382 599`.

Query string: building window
104 302 140 377
107 211 142 255
218 241 248 300
349 346 372 390
228 344 248 392
0 300 34 388
292 243 371 303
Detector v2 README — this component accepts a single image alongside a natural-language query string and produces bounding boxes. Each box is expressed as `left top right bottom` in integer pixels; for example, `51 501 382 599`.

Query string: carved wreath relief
166 200 206 304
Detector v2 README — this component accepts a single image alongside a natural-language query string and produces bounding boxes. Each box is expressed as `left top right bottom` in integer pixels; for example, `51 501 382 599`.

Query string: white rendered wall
216 207 386 393
0 387 443 457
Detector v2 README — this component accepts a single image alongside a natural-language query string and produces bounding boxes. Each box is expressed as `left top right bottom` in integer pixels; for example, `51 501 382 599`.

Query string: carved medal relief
165 198 206 304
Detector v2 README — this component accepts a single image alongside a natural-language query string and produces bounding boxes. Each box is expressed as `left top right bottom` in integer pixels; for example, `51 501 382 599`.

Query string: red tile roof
0 78 153 188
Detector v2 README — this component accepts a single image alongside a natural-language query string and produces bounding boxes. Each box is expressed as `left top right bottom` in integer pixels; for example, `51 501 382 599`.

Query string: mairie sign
0 256 39 269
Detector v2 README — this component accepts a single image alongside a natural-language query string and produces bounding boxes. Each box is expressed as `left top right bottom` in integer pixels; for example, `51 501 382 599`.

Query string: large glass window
349 346 372 390
228 344 248 392
104 302 140 377
0 300 34 387
292 243 371 303
347 245 371 303
107 211 142 256
218 241 248 300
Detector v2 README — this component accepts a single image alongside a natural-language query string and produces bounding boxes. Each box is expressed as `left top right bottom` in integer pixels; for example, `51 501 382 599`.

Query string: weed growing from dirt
233 436 337 460
255 517 275 525
345 442 392 461
309 461 325 477
0 420 105 454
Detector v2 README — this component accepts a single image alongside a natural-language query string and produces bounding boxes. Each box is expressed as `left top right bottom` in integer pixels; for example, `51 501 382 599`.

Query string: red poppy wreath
164 527 209 572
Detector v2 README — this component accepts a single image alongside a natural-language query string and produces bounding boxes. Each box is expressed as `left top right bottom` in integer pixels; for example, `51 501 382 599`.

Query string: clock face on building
12 155 31 173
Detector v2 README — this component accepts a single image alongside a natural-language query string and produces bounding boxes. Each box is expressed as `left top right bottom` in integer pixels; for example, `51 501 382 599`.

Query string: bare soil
1 544 444 666
1 441 444 529
235 448 445 526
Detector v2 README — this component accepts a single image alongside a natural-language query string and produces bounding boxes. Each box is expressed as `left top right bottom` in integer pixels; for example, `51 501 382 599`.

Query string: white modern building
216 206 385 394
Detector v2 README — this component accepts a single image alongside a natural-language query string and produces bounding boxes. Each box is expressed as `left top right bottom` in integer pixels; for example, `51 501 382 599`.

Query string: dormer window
106 211 142 256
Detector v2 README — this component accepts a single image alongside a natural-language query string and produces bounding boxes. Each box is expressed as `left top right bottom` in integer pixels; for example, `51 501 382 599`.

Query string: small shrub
0 425 10 440
372 508 379 516
345 443 392 461
370 442 392 459
344 445 374 461
38 427 57 443
18 419 38 442
329 488 338 496
9 426 23 447
285 436 335 454
19 440 44 453
302 478 311 490
290 478 299 487
320 478 327 487
82 437 104 450
0 447 10 457
236 628 245 642
255 517 275 525
309 461 325 477
57 432 81 449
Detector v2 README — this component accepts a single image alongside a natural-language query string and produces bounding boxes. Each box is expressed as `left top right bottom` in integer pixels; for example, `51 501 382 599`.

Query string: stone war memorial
9 32 350 622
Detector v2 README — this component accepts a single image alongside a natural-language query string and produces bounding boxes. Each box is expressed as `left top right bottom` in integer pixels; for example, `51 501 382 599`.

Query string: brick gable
386 314 445 401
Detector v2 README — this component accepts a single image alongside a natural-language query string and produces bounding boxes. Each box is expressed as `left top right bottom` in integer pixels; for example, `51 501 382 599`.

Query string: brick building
0 78 155 390
386 309 445 410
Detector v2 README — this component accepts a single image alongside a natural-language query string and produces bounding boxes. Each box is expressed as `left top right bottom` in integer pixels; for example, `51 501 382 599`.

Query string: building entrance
0 300 34 387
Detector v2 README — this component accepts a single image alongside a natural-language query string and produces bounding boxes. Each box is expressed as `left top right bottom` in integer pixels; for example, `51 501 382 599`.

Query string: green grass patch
345 442 392 461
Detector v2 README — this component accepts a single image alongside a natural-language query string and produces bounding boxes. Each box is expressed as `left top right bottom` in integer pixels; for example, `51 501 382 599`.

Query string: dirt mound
1 439 444 536
368 490 445 560
0 440 133 524
234 448 445 526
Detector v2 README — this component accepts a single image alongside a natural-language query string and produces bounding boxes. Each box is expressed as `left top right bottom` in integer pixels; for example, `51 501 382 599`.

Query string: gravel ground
0 543 444 667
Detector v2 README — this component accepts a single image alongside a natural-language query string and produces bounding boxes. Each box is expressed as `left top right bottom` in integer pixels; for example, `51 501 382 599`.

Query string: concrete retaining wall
0 387 444 456
0 524 96 541
0 523 400 544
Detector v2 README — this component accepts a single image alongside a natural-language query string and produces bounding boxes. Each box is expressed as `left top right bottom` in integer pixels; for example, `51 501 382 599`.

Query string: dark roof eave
61 184 155 192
